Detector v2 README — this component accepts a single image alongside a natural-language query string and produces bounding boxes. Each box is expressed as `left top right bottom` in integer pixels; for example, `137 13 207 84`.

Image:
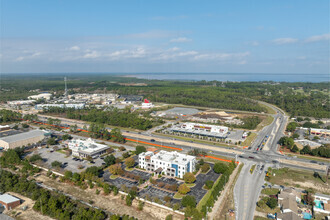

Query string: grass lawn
55 149 66 154
250 164 256 174
125 167 134 171
110 175 119 179
261 188 279 195
285 154 330 163
186 183 196 188
258 102 277 115
242 132 257 147
256 115 274 131
173 192 184 199
254 217 268 220
256 196 281 213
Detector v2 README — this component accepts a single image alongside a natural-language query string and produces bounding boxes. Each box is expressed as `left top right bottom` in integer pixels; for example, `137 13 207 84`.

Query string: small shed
0 194 20 210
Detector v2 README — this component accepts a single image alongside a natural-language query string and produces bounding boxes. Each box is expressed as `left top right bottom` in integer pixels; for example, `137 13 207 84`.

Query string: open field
267 168 330 194
260 188 279 195
256 115 274 131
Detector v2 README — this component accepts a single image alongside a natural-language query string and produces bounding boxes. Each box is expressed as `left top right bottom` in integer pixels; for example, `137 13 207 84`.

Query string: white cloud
170 37 192 43
16 52 41 61
83 50 100 59
272 38 298 45
251 41 259 46
69 46 80 51
305 33 330 43
194 52 250 61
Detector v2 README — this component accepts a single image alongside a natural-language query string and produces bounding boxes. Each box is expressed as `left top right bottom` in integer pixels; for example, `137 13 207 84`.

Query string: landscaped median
250 164 256 174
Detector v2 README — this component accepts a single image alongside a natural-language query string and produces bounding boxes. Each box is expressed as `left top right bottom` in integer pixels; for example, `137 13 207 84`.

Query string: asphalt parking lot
131 169 151 181
187 163 221 203
36 147 104 173
103 170 139 188
157 176 182 186
138 186 175 201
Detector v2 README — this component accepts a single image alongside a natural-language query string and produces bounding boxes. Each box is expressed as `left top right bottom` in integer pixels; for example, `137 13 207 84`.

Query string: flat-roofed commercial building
0 194 20 210
67 138 109 159
0 130 46 150
139 150 196 178
169 122 228 139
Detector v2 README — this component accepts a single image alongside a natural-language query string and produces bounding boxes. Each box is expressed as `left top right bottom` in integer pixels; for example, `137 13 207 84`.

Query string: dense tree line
43 107 161 130
0 109 22 123
227 116 262 130
1 73 329 117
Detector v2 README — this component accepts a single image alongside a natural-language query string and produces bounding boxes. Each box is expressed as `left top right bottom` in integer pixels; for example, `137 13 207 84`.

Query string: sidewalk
208 163 242 219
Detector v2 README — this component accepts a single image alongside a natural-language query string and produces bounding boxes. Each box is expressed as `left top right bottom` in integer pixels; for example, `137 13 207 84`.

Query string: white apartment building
138 150 196 178
67 138 109 159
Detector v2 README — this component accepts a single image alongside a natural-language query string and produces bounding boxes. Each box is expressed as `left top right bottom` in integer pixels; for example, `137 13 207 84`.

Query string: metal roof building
0 194 20 210
0 130 46 150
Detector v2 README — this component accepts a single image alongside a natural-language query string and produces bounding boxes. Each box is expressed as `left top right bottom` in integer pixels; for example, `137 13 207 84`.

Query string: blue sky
1 0 329 74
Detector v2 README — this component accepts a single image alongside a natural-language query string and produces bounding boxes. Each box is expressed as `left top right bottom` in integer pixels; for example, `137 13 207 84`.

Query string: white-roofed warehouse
0 130 46 150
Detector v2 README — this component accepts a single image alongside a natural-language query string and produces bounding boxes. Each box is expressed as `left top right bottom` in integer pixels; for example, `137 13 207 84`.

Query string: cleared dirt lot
3 192 54 220
35 173 184 220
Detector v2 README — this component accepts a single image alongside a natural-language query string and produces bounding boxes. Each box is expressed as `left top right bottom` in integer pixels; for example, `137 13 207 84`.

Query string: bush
201 163 210 173
205 180 214 189
119 146 126 151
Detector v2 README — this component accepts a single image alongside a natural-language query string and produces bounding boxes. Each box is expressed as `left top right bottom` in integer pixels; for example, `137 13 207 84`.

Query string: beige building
0 130 45 150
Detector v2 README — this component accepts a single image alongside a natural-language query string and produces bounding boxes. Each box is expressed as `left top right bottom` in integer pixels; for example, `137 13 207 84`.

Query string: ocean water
129 72 329 82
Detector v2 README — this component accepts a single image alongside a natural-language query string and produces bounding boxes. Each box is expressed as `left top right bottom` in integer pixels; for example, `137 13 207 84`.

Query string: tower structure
64 77 68 99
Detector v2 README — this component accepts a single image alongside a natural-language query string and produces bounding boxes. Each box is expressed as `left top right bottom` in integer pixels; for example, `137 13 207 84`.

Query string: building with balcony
138 150 196 178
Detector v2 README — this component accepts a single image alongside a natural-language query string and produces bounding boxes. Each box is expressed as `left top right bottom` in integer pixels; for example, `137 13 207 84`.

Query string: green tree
181 195 196 208
29 154 43 163
266 197 278 209
51 161 62 168
201 163 210 173
300 145 312 155
213 163 228 174
183 172 196 184
178 184 191 195
104 155 116 166
109 164 124 175
291 145 299 153
47 137 56 145
135 145 146 155
62 134 72 141
124 157 135 168
286 122 298 132
64 170 73 180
